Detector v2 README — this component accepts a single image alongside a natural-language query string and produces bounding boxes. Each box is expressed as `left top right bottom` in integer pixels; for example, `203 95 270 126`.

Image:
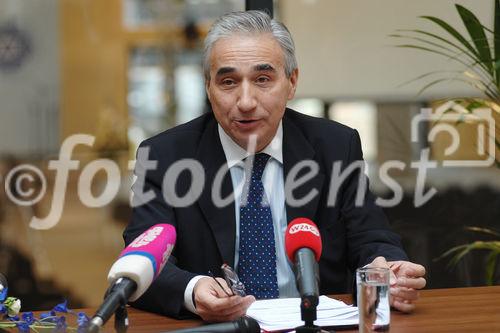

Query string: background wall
0 0 59 156
281 0 494 101
60 0 127 143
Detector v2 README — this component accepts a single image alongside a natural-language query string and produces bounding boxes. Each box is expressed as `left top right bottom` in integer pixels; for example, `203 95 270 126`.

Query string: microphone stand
293 249 326 333
88 279 134 333
114 304 129 333
294 295 322 333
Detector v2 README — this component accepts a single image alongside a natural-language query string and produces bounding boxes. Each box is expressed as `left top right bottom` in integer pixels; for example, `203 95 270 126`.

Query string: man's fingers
194 277 246 322
196 289 255 312
213 295 255 315
362 260 425 313
216 296 255 318
390 287 420 302
213 300 246 317
392 298 416 313
197 295 255 322
388 261 403 270
196 298 241 321
390 295 408 307
205 278 231 297
214 277 233 296
399 263 426 278
370 256 389 268
369 256 397 285
389 269 397 286
241 295 256 309
205 295 244 312
397 276 426 290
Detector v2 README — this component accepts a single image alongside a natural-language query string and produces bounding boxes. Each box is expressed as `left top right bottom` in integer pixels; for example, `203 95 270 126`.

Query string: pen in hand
208 270 234 297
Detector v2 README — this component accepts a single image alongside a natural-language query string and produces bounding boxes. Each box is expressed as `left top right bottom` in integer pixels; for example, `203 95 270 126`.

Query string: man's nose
236 81 257 112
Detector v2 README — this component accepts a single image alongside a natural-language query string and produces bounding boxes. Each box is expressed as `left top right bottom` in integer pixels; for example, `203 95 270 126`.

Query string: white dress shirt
183 121 299 313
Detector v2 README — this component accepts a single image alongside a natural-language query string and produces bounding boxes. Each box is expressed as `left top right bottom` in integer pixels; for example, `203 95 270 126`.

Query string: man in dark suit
124 10 426 322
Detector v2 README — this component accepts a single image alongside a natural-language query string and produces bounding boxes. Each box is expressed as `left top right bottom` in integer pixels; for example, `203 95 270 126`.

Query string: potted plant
391 1 500 284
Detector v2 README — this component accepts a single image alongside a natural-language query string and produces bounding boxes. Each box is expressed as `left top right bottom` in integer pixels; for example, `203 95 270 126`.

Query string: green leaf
396 70 463 87
395 41 478 72
437 241 500 265
392 33 498 76
449 244 476 266
466 100 488 111
495 0 500 85
436 243 469 260
466 226 500 237
392 30 497 93
415 78 453 96
420 15 479 59
396 29 489 71
394 46 497 95
482 24 495 35
390 33 463 55
456 4 493 73
415 75 496 99
395 44 455 58
485 251 499 285
392 5 500 102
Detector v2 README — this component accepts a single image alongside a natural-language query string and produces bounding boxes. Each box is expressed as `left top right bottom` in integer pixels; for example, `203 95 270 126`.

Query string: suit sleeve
341 130 408 269
123 142 197 319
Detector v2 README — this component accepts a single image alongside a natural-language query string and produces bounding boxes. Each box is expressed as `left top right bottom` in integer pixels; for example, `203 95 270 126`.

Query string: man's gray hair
203 10 297 80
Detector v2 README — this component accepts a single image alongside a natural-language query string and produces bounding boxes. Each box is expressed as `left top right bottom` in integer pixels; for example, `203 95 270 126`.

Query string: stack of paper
247 295 358 332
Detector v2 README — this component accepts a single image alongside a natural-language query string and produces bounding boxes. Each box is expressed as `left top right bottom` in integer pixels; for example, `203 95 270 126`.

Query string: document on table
246 295 358 332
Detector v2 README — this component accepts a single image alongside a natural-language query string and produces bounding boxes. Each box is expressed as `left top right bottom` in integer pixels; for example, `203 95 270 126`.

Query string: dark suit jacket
123 109 407 318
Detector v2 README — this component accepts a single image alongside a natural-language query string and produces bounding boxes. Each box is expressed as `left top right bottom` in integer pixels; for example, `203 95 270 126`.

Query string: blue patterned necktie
237 153 279 299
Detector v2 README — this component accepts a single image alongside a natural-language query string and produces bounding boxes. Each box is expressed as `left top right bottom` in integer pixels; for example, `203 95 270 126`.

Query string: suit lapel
282 111 325 223
196 117 236 267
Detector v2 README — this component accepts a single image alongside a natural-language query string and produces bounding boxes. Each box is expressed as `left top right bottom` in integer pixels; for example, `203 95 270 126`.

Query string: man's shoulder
284 108 356 143
141 112 215 151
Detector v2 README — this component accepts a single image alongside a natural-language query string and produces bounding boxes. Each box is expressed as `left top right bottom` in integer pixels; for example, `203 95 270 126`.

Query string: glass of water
356 267 390 332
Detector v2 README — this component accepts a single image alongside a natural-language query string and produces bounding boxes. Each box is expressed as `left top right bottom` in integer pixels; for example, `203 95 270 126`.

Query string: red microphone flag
285 217 322 262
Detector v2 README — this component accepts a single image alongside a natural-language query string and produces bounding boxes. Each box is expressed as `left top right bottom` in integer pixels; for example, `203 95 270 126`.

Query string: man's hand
369 257 426 313
193 277 256 322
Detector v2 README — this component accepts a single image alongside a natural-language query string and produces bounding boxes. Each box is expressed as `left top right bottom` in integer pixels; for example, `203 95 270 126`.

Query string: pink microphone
89 224 176 332
109 224 176 300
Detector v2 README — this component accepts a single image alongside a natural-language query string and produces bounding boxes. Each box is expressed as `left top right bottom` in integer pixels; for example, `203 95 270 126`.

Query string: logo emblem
130 226 164 247
289 223 320 237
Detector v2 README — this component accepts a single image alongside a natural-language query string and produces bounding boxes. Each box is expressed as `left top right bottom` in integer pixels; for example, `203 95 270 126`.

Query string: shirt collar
218 121 283 169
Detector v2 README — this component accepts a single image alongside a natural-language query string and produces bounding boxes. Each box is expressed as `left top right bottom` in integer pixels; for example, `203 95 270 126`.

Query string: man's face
206 33 298 152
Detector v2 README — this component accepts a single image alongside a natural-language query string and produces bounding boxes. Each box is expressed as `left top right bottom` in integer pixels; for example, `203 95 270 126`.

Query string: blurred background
0 0 499 310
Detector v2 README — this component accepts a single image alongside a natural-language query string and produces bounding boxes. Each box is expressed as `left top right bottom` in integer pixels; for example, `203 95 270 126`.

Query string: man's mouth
234 119 261 130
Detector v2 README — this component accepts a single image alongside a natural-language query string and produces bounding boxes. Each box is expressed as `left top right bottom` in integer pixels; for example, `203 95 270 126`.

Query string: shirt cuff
183 275 207 314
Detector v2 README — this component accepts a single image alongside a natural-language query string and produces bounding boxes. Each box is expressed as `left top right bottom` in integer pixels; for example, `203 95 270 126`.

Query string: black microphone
294 248 320 300
162 316 260 333
88 278 137 333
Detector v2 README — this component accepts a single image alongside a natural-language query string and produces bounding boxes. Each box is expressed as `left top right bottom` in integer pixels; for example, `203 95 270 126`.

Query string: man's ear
205 79 211 101
287 68 299 100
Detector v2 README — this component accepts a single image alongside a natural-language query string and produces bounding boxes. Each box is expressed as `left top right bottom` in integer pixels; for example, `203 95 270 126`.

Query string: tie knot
250 153 270 179
254 153 270 165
